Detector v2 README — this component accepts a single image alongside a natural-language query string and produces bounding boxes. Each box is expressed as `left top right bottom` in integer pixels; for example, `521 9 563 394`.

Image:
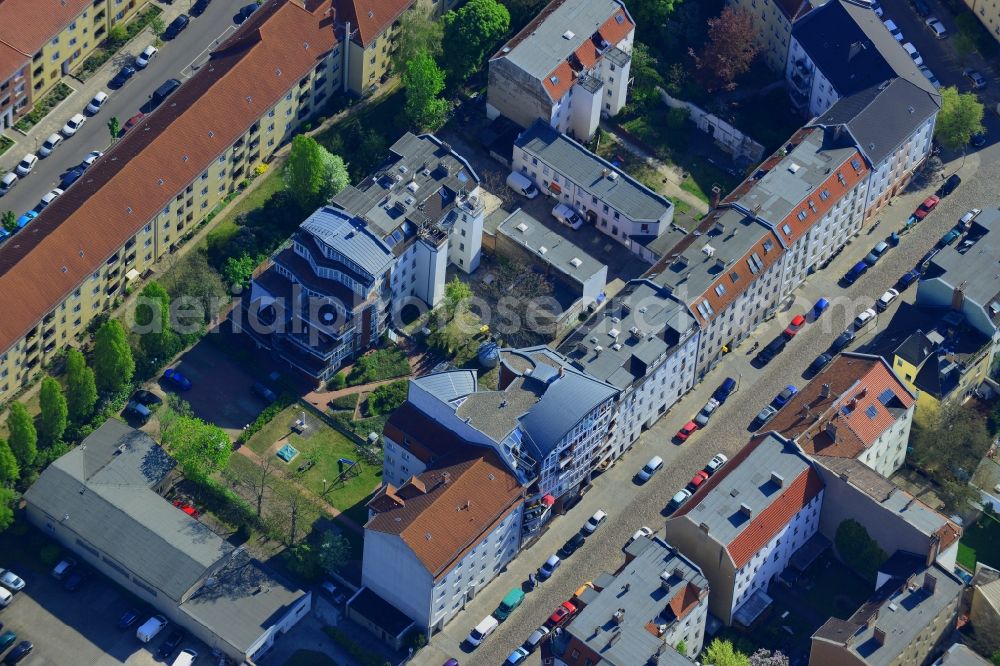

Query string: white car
39 133 62 157
627 526 654 545
902 42 923 67
668 488 692 512
0 569 25 592
39 188 64 208
81 150 103 169
85 90 108 114
876 288 899 311
582 509 607 534
958 208 981 229
853 308 877 329
920 66 942 90
883 19 903 42
62 113 87 137
15 153 37 176
925 17 947 38
135 45 158 69
706 453 729 475
0 171 17 195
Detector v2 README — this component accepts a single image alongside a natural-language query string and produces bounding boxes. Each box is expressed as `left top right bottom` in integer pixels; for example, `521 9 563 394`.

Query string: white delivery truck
506 171 539 199
136 615 168 643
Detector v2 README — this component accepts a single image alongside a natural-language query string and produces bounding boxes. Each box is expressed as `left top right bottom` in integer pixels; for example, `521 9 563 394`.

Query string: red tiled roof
596 10 633 47
0 0 338 355
365 450 524 579
775 0 813 21
0 39 27 84
333 0 413 47
0 0 91 80
727 466 824 568
541 61 575 101
770 354 914 459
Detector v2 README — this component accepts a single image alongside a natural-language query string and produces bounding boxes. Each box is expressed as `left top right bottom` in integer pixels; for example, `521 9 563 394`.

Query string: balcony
42 327 55 340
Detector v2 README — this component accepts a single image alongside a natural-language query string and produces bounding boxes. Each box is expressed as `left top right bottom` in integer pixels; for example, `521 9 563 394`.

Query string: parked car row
0 565 32 664
665 452 729 514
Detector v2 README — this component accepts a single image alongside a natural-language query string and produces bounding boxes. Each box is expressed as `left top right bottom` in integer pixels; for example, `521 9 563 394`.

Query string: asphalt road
417 73 1000 666
0 0 248 219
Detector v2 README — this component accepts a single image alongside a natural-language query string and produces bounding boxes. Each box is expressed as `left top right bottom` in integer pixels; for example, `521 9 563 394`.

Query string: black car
4 641 33 665
156 630 185 660
831 329 855 352
971 132 987 148
109 64 136 88
757 335 787 365
235 3 258 24
63 571 85 592
896 269 921 290
190 0 211 17
936 174 961 197
60 167 85 190
118 608 141 630
151 78 182 107
912 0 931 16
251 382 277 403
559 533 585 558
808 353 833 376
131 389 162 406
163 14 190 39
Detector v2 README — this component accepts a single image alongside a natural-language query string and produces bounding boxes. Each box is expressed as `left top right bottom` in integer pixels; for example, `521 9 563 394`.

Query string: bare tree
481 169 515 210
229 454 276 518
275 485 306 546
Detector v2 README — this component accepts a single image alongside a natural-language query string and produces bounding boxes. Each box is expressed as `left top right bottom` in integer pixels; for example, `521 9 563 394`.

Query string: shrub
366 380 407 416
238 393 296 444
328 393 359 412
346 347 410 386
328 372 347 390
322 627 384 666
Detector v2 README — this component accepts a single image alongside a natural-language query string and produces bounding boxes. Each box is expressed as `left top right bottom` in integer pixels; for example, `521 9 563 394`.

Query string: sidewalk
0 1 188 173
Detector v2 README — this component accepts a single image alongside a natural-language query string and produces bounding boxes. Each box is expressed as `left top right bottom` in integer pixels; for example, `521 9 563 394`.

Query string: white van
171 648 198 666
506 171 539 199
136 615 168 643
0 586 12 607
552 203 584 230
466 615 499 648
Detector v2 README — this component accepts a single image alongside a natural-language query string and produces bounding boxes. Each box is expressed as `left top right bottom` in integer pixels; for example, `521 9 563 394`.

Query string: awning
548 181 562 194
125 268 141 281
542 494 555 507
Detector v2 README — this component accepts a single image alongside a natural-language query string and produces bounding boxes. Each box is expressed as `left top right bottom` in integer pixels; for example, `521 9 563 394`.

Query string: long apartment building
961 0 1000 44
488 0 634 140
513 119 675 262
0 0 342 405
0 0 148 130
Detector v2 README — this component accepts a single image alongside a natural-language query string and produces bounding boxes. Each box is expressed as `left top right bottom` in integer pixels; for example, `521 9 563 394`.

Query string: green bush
346 347 410 386
323 627 384 666
39 543 61 567
328 372 347 390
14 82 74 132
328 393 359 412
0 135 13 157
366 380 407 416
237 393 296 444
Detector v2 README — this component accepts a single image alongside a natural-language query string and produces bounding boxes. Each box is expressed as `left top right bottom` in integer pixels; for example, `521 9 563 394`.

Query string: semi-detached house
0 0 341 405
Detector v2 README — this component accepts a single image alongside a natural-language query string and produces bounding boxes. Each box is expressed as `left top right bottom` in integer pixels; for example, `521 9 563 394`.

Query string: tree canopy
394 3 443 67
403 51 450 130
444 276 472 319
161 414 232 481
912 402 991 512
0 487 15 532
0 439 19 487
93 319 135 394
835 519 887 582
317 530 351 575
6 402 37 469
284 135 349 211
65 348 98 425
135 281 179 369
703 639 750 666
935 86 985 151
38 376 68 446
441 0 510 85
689 6 760 91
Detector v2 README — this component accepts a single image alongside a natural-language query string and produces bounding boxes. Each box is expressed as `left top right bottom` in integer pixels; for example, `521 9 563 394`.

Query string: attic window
819 189 830 201
275 68 282 76
550 76 559 85
615 13 625 23
782 223 792 235
563 30 575 39
303 41 310 49
157 178 164 186
182 155 189 162
878 389 895 405
865 405 878 419
126 207 133 214
367 10 374 18
61 266 67 273
208 130 215 138
797 210 807 221
246 96 253 103
730 271 740 284
851 158 862 170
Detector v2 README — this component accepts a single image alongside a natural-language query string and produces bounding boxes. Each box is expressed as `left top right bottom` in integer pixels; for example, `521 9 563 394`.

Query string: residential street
413 115 1000 666
0 0 248 219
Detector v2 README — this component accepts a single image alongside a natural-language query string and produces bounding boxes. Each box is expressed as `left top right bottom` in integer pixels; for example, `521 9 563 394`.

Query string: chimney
923 572 937 593
825 422 838 440
710 185 722 210
820 383 831 398
699 522 711 534
848 41 865 61
441 472 451 485
873 626 886 646
906 573 918 590
866 610 879 629
613 608 625 625
951 282 967 312
739 503 753 519
770 472 785 487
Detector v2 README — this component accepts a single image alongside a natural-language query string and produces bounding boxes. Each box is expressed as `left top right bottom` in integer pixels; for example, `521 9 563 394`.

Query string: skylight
878 388 895 405
865 405 878 419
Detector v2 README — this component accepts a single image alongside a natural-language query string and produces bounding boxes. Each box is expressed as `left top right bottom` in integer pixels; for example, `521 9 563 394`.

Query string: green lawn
957 513 1000 571
205 166 285 254
244 404 382 517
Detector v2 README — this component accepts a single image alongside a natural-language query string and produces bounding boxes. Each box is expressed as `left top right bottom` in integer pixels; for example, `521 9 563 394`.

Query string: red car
548 601 577 626
676 421 698 442
914 195 940 220
783 314 806 338
123 112 145 134
688 470 709 491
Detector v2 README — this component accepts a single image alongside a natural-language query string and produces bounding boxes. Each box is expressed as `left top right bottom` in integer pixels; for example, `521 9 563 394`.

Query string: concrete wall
361 531 434 628
659 90 766 163
662 517 738 624
487 60 555 129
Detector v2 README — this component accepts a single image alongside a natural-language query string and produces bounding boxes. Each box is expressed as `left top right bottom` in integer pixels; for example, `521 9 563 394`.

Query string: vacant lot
958 513 1000 571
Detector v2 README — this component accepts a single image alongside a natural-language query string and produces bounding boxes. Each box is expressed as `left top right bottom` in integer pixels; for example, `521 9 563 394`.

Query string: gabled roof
365 450 523 580
894 330 935 366
334 0 414 47
769 353 914 460
0 0 338 356
383 399 475 466
671 434 823 568
0 0 91 80
23 420 232 601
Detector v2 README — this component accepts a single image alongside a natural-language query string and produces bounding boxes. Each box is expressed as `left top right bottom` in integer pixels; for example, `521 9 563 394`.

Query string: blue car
844 261 868 284
61 167 85 190
896 269 920 290
772 385 798 409
162 368 192 391
17 210 37 229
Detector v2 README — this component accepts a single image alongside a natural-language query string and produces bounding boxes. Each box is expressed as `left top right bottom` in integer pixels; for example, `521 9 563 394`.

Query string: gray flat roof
24 420 232 601
925 207 1000 321
515 120 672 222
497 209 606 284
733 128 859 226
565 536 705 666
299 206 394 281
494 0 629 81
558 280 696 389
937 643 991 666
678 434 814 551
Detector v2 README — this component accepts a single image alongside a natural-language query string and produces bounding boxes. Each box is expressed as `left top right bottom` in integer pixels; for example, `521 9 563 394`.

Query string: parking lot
0 529 208 665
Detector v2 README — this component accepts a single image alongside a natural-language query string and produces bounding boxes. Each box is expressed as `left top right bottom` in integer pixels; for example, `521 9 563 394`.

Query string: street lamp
322 478 328 495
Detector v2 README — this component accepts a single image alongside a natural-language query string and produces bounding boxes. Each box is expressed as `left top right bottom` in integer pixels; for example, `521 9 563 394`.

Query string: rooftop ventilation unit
570 257 583 268
539 246 548 255
516 223 529 232
788 162 801 174
702 245 716 258
563 30 576 39
608 172 619 181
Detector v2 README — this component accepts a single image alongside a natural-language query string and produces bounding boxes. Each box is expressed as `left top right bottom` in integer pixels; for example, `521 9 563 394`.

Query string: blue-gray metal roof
515 120 673 222
411 370 478 404
299 206 394 280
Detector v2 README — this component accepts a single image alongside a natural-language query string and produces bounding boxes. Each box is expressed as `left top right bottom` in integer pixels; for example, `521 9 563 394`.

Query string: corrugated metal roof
300 206 395 280
410 370 478 404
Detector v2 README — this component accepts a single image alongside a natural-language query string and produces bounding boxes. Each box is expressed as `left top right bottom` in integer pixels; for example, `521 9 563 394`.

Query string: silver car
0 568 25 592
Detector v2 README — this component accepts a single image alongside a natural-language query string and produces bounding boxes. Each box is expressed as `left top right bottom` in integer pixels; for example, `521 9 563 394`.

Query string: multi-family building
559 279 699 466
513 120 674 262
788 0 940 219
769 352 916 478
729 0 812 72
0 0 148 129
663 433 825 626
810 562 963 666
354 448 524 636
333 0 413 95
488 0 634 140
555 535 708 664
23 420 310 663
935 644 992 666
0 0 342 405
959 0 1000 45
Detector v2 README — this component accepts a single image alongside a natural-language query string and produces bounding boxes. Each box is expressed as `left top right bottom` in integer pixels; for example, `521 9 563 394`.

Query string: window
819 189 830 201
714 284 726 297
763 239 774 253
797 210 807 221
51 51 60 62
782 223 792 235
730 271 740 284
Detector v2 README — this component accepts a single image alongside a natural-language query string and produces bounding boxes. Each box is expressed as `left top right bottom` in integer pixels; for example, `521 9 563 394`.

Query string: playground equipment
334 457 361 487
